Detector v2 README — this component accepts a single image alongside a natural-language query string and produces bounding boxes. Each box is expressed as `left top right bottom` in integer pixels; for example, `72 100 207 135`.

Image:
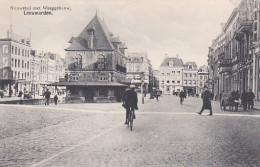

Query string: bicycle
127 108 134 131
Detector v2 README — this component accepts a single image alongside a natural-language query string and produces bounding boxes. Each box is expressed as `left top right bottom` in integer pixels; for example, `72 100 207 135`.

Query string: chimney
7 24 13 39
88 26 95 49
220 23 226 31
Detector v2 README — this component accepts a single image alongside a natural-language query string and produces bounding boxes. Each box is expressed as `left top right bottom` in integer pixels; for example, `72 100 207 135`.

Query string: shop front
50 81 127 103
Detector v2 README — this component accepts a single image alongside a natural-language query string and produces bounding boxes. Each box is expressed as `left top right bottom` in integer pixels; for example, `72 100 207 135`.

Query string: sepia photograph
0 0 260 166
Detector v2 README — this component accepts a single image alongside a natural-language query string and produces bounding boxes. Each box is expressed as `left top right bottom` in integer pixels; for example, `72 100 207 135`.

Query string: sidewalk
0 95 44 102
0 93 153 105
252 100 260 110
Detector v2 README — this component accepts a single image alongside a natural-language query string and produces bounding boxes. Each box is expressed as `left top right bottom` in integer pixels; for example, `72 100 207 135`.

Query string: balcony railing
237 19 253 33
234 31 244 41
217 52 225 60
219 58 231 67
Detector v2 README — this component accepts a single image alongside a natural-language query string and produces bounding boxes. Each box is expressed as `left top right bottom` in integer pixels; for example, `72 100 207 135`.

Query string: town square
0 0 260 166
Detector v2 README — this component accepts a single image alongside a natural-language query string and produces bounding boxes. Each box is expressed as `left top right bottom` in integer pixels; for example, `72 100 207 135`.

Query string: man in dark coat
123 85 138 124
197 89 212 116
43 89 51 105
179 90 186 103
241 91 248 110
247 89 255 110
54 94 58 105
122 87 131 124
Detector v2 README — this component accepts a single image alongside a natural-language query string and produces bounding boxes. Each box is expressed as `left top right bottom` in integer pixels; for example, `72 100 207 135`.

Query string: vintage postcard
0 0 259 166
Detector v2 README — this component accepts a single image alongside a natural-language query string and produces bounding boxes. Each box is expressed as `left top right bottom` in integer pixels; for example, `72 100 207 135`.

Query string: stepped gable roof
65 15 115 51
160 57 183 67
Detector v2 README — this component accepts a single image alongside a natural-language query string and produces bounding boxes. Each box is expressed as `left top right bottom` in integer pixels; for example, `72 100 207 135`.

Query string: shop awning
0 79 16 84
48 81 128 87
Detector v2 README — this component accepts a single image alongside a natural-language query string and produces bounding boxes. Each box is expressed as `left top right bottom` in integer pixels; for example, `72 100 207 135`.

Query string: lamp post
150 70 154 99
141 72 144 104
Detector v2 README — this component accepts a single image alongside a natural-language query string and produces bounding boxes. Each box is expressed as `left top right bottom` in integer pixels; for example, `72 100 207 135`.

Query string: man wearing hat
122 85 138 124
43 88 51 105
197 89 213 116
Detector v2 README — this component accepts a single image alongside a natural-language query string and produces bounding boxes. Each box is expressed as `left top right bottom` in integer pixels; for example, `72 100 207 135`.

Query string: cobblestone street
0 95 260 166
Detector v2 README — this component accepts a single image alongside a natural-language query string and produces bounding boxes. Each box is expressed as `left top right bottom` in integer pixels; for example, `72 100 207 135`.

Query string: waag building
51 15 129 103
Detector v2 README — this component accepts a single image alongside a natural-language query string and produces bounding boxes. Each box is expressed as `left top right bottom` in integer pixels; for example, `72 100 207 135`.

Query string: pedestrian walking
179 90 186 104
247 89 255 110
153 89 160 101
0 91 3 98
54 94 58 105
241 91 248 110
43 88 51 105
197 89 212 116
122 85 138 124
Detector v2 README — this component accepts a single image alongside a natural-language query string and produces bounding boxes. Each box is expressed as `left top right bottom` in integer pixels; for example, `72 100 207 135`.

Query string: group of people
121 86 258 122
219 89 255 110
43 89 59 105
239 89 255 110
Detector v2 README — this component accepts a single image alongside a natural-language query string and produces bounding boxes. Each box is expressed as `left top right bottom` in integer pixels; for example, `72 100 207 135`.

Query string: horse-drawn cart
220 93 239 111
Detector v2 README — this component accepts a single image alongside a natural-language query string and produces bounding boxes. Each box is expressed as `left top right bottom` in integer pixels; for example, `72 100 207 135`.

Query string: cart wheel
235 104 238 111
223 103 226 111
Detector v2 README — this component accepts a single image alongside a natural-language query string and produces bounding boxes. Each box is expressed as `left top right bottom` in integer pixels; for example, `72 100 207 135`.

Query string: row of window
200 76 207 80
183 80 196 85
161 71 181 75
11 58 30 69
161 80 204 86
12 71 30 80
184 73 196 77
11 46 30 57
41 66 47 73
161 80 180 84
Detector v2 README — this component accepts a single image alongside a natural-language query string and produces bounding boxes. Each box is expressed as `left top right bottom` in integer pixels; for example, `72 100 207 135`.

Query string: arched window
74 54 82 69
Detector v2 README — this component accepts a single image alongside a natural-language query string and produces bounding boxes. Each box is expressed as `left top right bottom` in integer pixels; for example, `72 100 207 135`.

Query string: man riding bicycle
179 90 186 104
122 85 138 124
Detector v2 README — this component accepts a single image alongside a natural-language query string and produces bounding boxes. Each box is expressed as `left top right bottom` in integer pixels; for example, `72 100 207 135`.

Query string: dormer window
169 60 174 67
188 65 193 69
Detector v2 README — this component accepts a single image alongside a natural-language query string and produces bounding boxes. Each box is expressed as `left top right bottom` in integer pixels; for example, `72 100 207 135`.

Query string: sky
0 0 240 69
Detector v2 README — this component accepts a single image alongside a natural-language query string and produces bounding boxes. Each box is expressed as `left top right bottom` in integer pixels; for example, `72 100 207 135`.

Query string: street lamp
141 72 144 104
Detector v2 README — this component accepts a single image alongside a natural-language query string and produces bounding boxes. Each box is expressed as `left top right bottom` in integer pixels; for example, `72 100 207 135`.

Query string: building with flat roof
0 26 31 96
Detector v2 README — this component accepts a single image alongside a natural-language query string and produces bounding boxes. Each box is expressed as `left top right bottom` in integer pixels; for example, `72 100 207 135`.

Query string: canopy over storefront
48 81 128 87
